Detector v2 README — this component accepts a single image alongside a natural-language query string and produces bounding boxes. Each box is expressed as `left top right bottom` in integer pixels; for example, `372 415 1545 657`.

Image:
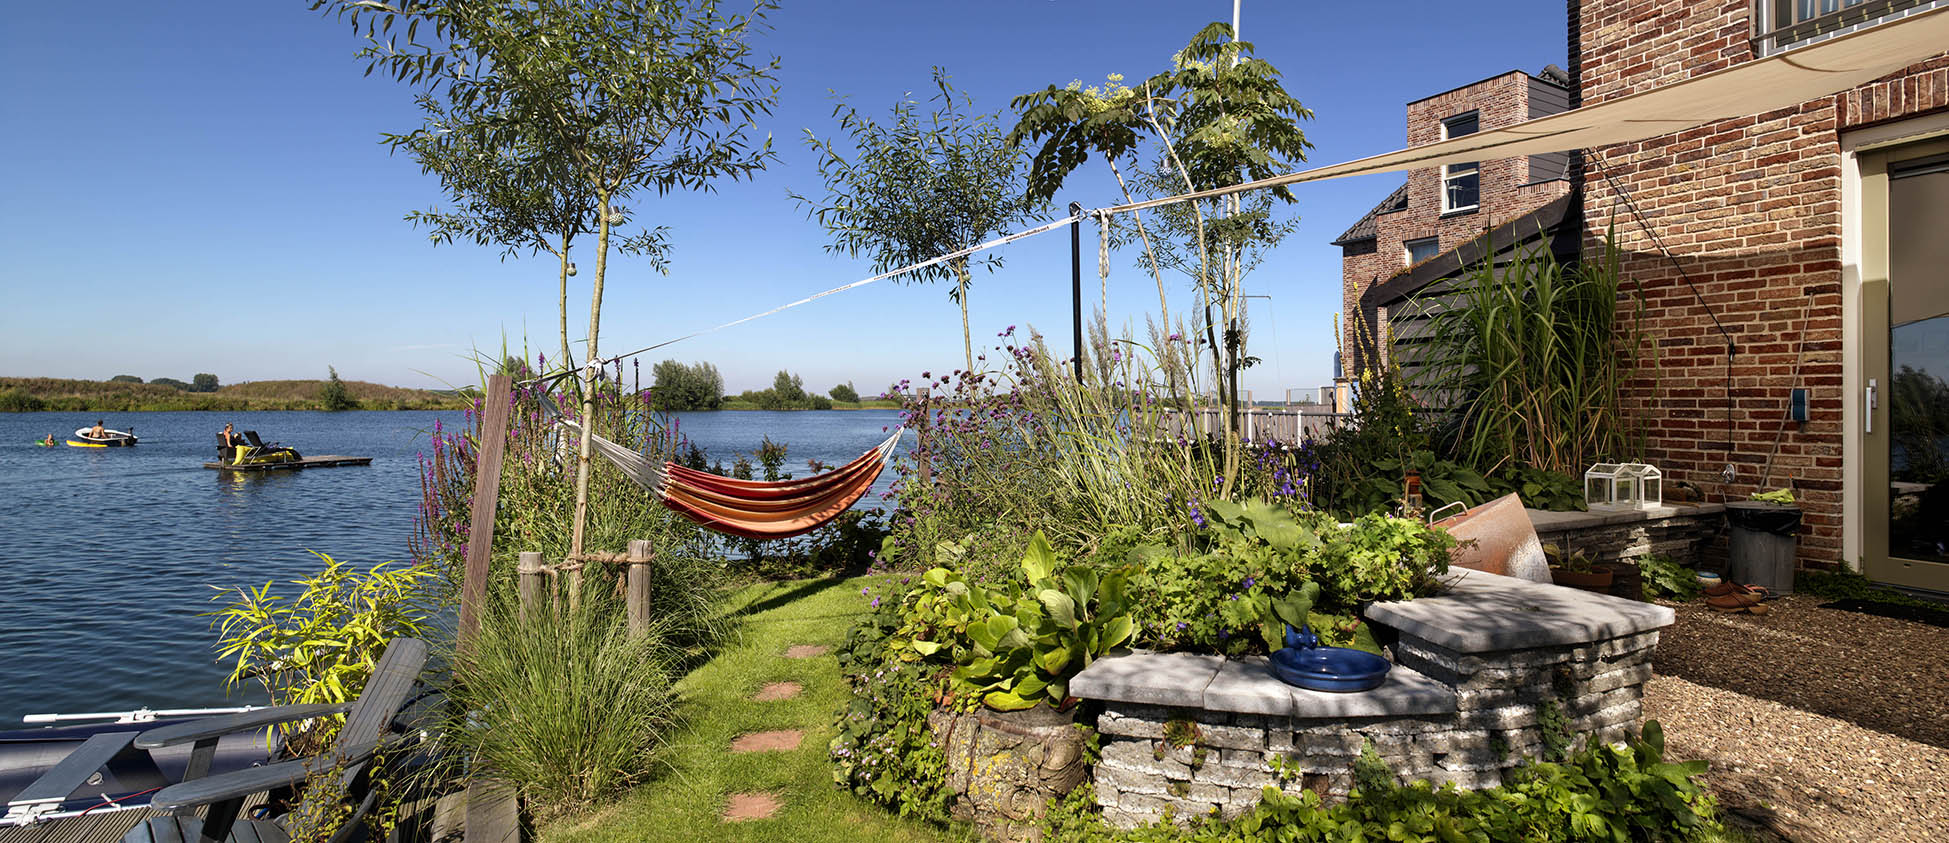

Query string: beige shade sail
1108 6 1949 215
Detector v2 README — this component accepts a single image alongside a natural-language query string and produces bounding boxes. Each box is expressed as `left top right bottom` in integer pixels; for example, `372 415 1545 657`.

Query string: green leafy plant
1489 464 1588 512
210 553 436 746
319 366 358 411
1752 488 1795 505
1544 543 1597 575
913 532 1137 711
1638 553 1702 601
830 575 955 821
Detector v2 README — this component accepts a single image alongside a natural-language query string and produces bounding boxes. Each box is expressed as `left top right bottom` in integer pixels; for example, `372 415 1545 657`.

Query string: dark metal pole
1069 202 1083 380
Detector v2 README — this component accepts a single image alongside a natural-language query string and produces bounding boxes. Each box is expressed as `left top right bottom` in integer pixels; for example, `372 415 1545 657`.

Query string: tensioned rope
516 4 1949 384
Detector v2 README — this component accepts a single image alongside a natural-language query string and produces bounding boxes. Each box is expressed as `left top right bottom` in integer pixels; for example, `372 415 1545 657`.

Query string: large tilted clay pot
1431 493 1551 583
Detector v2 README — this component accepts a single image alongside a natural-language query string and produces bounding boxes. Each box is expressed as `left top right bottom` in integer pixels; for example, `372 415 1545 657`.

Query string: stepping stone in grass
722 791 781 822
730 729 803 753
753 681 802 701
783 644 829 659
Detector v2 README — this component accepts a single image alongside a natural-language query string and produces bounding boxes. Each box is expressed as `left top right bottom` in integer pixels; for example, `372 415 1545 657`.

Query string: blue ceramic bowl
1268 625 1392 693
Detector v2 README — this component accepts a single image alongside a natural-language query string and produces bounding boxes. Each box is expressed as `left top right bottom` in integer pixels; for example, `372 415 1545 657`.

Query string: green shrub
1039 721 1726 842
830 575 955 821
901 532 1136 711
0 389 45 412
1124 503 1450 655
1488 464 1588 512
320 366 358 411
451 593 681 819
210 553 437 748
830 381 860 403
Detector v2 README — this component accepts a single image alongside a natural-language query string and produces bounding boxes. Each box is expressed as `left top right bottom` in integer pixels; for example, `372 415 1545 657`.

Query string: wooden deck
202 455 373 472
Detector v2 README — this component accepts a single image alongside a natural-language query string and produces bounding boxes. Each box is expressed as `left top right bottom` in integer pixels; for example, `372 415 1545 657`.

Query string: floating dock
202 455 373 472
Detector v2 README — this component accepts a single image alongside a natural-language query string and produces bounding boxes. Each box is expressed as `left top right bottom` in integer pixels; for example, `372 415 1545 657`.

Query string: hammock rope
561 421 903 540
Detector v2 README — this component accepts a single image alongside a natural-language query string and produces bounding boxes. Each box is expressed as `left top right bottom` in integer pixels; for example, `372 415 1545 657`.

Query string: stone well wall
1071 569 1673 828
1528 503 1724 570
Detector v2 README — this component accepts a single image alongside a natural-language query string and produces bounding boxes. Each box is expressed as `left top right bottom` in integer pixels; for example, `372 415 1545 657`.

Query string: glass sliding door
1865 142 1949 590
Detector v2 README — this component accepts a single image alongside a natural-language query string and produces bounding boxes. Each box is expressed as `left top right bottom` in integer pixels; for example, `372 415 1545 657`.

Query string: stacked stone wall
1089 627 1660 828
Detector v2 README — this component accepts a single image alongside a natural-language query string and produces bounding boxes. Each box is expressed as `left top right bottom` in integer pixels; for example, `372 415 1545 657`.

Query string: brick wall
1340 72 1571 373
1577 0 1949 567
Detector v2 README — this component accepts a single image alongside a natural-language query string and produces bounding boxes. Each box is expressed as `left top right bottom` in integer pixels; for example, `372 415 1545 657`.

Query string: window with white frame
1404 237 1439 265
1441 111 1480 213
1754 0 1945 56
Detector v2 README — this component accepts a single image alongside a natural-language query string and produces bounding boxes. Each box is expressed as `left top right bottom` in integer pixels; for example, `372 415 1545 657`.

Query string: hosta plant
909 532 1136 711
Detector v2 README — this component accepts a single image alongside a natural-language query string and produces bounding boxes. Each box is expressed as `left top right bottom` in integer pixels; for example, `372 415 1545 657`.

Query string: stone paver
721 791 782 822
1366 568 1674 653
730 729 803 753
783 644 829 659
1070 651 1223 707
753 681 803 701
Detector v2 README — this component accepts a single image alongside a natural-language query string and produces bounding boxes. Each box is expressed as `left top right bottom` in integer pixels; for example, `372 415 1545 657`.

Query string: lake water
0 408 904 723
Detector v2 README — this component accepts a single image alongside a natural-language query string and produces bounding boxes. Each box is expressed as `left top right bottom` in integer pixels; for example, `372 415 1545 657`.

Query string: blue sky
0 1 1566 396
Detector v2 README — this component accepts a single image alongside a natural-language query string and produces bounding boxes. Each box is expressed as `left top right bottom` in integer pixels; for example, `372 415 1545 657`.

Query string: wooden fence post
626 539 653 635
458 374 513 649
517 551 543 619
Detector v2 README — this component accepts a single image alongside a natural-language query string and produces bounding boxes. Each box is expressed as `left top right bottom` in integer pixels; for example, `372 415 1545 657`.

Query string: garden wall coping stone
1072 652 1455 718
1364 569 1674 653
1526 503 1724 533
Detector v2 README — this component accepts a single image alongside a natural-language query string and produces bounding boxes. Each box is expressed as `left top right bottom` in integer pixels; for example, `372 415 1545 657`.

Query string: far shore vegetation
0 374 467 412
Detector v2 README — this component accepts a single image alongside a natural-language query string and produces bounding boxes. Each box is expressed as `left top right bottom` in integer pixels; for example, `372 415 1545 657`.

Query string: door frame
1844 117 1949 588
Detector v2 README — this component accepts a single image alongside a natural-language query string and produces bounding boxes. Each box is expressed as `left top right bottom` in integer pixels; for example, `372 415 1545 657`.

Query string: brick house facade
1575 0 1949 573
1335 69 1573 371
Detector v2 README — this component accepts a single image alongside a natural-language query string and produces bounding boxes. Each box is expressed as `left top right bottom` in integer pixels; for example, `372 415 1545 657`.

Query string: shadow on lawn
728 576 853 619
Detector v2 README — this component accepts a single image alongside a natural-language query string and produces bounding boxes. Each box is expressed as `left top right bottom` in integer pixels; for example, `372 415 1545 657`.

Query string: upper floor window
1405 237 1439 265
1754 0 1946 56
1441 111 1480 214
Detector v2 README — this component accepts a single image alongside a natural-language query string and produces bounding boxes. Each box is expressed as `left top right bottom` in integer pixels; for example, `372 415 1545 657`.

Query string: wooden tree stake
626 539 653 635
459 374 513 647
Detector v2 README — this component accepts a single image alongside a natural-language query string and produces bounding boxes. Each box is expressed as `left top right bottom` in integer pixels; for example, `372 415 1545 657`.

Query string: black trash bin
1725 501 1801 595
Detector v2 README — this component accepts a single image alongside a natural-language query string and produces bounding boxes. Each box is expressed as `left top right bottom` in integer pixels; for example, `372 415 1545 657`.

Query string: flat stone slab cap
1071 651 1223 707
1527 503 1724 533
1072 651 1456 717
1365 568 1675 653
1204 656 1456 717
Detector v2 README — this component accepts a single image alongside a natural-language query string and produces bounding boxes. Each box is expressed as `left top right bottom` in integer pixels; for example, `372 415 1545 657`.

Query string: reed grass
1412 234 1647 477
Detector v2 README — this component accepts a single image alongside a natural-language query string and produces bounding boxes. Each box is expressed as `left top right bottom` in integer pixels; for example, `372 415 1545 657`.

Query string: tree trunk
569 193 613 561
954 258 974 373
557 230 573 375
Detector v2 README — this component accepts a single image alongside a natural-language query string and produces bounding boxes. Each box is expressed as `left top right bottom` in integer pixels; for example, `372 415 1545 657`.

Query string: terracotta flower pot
1550 567 1615 589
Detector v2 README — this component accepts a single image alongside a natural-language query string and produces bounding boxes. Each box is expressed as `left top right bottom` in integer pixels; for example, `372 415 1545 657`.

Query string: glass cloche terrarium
1585 463 1662 510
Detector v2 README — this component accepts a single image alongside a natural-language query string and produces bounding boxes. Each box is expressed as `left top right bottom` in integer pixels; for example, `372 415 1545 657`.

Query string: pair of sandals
1703 580 1771 614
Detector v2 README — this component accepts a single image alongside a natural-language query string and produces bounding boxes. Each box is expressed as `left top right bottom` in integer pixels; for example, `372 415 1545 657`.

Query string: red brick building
1335 68 1574 371
1343 1 1949 587
1576 0 1949 587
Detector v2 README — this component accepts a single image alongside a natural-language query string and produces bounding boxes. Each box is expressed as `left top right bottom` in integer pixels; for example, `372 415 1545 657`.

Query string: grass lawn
539 575 969 843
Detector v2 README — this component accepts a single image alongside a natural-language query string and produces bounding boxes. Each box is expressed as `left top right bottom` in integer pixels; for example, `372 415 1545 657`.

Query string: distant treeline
0 376 467 412
649 360 893 412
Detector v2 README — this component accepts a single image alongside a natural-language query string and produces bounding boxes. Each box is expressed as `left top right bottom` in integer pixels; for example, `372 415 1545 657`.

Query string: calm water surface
0 408 903 723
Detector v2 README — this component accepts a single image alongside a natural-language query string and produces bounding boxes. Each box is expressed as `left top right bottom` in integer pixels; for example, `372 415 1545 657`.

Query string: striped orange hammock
564 422 902 539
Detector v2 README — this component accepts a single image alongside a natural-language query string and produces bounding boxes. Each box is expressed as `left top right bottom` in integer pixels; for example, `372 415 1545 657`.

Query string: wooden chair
121 637 430 843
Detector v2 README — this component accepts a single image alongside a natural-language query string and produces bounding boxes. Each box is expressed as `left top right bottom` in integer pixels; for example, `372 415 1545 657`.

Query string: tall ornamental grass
448 591 681 818
1414 235 1647 478
884 318 1312 578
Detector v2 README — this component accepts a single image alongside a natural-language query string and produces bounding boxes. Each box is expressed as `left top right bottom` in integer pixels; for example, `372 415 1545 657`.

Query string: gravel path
1645 593 1949 841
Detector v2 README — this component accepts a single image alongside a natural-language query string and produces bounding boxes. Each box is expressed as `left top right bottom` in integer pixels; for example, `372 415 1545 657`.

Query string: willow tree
315 0 779 559
1008 21 1312 497
390 92 669 375
791 68 1043 374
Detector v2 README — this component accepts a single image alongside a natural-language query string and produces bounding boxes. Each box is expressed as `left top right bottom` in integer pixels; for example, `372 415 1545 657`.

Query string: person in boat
218 423 244 460
41 433 56 446
89 420 106 439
